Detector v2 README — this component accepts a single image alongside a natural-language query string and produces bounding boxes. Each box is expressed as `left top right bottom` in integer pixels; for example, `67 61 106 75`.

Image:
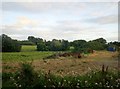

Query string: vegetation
1 34 120 53
2 62 120 88
28 36 43 45
21 45 37 52
2 51 54 61
2 34 120 88
1 34 21 52
19 40 35 45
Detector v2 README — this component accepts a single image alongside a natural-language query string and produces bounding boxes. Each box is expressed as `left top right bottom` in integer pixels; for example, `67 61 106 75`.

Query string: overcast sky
1 0 118 42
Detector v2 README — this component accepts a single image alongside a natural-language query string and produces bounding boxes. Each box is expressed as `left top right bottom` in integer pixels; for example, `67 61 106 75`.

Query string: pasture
21 45 37 52
2 45 118 76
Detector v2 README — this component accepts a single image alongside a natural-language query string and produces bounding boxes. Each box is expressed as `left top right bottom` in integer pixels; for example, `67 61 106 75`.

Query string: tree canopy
1 34 21 52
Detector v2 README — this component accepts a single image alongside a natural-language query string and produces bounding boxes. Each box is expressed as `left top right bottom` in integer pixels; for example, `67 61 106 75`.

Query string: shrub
1 34 21 52
14 62 39 88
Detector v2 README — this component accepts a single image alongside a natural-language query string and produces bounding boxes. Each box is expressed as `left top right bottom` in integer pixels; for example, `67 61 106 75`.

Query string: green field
2 45 54 61
2 51 55 61
21 45 37 52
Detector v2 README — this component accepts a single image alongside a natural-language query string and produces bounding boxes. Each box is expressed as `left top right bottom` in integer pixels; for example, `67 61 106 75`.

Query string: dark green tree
28 36 43 45
88 38 107 50
88 41 106 50
37 42 48 51
1 34 21 52
61 39 70 51
72 40 89 53
49 39 62 51
93 38 107 44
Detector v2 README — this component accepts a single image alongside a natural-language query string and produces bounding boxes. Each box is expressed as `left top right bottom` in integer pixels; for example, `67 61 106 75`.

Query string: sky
1 0 119 42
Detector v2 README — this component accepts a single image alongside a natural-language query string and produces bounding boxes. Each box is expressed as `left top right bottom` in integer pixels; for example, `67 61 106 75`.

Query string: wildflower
95 83 98 85
116 79 120 82
14 83 17 86
64 80 66 82
38 75 40 77
106 82 109 85
58 82 61 85
76 86 79 88
93 72 96 74
99 82 102 85
116 85 119 87
77 83 79 85
111 86 113 88
110 76 113 80
77 80 80 82
89 75 92 78
67 72 69 75
12 78 14 81
44 85 46 87
48 79 51 81
18 85 21 87
52 85 55 88
17 76 20 79
10 77 13 79
68 81 70 84
14 83 16 85
85 81 88 83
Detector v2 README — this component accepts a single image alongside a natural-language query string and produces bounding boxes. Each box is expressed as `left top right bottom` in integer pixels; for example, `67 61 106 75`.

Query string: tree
1 34 21 52
61 39 70 51
93 38 107 44
28 36 43 45
88 38 107 50
72 40 89 53
49 39 62 51
88 41 106 50
37 42 48 51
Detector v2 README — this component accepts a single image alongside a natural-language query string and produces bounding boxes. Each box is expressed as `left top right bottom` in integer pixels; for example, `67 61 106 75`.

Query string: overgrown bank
2 63 120 89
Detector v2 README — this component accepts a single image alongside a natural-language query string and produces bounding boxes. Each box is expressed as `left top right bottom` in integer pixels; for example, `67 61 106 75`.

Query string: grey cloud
2 2 86 13
2 25 34 36
86 15 118 24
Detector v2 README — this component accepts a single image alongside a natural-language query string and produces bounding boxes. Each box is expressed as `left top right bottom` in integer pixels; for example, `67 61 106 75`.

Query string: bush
1 34 21 52
14 62 39 88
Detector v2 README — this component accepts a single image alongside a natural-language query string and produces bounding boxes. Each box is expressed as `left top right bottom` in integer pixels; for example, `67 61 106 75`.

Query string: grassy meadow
2 45 55 61
21 45 37 52
2 45 119 74
2 45 120 88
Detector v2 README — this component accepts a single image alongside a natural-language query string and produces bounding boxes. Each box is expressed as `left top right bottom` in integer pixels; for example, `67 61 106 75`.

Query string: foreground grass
2 52 55 61
2 63 120 89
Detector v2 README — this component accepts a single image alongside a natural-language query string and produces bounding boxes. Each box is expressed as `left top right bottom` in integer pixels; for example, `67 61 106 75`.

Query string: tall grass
2 63 120 89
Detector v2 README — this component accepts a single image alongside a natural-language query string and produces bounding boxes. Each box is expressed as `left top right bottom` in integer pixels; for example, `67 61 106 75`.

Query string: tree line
1 34 120 52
